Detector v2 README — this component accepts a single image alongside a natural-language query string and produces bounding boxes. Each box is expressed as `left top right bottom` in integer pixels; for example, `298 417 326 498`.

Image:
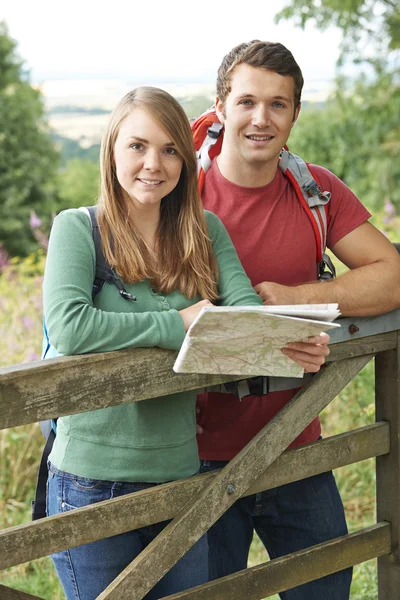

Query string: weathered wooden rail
0 307 400 599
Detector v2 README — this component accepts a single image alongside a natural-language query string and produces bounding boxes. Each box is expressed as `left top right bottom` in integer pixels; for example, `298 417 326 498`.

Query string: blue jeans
200 461 351 600
47 463 208 600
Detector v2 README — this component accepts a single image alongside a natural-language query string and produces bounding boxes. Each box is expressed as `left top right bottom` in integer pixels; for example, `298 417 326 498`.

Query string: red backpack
192 108 335 280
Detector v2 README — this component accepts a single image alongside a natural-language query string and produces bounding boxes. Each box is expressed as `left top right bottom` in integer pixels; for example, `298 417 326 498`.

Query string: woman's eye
130 143 143 151
164 147 177 155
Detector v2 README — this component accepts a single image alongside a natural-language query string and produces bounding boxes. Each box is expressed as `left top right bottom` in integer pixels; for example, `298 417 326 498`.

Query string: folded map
173 304 341 378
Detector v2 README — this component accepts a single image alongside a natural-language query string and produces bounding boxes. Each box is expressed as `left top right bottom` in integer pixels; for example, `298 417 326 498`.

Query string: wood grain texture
97 354 373 600
160 523 391 600
0 423 388 570
375 331 400 598
0 585 44 600
0 332 392 431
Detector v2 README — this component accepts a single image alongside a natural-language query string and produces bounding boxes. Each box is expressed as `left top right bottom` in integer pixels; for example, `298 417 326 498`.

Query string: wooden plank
329 311 400 345
0 585 44 600
328 331 397 362
161 523 391 600
0 348 239 430
0 331 394 431
97 354 373 600
0 422 388 570
376 331 400 598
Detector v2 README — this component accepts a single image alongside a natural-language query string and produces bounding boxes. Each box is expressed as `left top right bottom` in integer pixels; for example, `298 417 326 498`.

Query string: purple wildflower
23 316 35 330
30 211 42 229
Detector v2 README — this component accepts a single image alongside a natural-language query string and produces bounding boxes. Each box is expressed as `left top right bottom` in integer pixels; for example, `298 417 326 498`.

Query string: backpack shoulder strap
191 108 223 194
279 150 335 280
84 206 137 301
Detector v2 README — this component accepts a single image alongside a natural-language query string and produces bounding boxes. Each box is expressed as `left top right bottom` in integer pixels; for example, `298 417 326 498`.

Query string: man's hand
281 332 330 373
254 281 302 306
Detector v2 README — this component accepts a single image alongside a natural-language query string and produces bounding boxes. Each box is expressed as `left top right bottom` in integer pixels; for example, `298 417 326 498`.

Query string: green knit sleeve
43 210 186 355
205 211 263 307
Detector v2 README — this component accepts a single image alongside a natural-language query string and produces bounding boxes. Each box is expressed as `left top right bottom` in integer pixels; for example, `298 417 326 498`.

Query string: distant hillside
47 105 111 116
47 97 325 165
51 133 100 164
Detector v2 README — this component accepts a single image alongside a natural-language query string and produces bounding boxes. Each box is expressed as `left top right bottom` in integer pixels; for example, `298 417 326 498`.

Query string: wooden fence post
376 331 400 597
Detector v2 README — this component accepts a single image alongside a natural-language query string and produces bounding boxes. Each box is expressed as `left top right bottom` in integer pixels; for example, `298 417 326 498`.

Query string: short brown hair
217 40 304 109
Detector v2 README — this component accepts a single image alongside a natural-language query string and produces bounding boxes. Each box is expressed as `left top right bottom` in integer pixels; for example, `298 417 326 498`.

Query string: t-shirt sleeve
205 211 263 307
43 209 186 355
310 165 372 248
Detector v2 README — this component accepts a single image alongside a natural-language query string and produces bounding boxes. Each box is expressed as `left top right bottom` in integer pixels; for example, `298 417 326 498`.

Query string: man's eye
239 99 254 106
273 102 285 108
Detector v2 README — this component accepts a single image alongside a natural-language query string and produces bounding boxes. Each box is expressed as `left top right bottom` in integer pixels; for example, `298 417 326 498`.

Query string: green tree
276 1 400 214
58 159 100 209
290 72 400 212
276 0 400 62
0 21 59 257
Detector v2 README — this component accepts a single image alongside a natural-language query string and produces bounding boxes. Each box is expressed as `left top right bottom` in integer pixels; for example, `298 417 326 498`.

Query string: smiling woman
96 87 219 296
42 85 265 600
113 109 183 213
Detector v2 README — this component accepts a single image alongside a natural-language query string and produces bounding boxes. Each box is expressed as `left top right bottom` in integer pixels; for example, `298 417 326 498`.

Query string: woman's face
113 108 183 211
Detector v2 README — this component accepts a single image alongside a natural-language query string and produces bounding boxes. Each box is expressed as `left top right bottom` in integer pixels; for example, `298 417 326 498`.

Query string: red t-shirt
197 160 371 460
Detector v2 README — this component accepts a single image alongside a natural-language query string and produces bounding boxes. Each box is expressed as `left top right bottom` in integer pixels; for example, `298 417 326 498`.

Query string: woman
44 86 328 599
43 86 266 600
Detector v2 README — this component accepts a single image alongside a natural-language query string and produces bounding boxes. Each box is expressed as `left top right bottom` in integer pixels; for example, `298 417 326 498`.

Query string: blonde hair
98 86 218 300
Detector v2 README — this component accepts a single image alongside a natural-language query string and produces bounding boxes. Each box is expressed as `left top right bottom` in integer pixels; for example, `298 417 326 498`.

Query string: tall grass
0 255 380 598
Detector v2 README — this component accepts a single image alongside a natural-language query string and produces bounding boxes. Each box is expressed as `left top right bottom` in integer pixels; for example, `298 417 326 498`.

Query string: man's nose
252 105 271 128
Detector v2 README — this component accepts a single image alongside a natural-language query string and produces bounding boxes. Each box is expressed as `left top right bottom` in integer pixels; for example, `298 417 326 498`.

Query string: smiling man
196 40 400 600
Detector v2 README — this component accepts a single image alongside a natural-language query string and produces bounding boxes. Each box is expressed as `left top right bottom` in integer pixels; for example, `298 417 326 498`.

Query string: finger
281 348 326 368
196 425 203 434
305 332 330 345
284 342 330 356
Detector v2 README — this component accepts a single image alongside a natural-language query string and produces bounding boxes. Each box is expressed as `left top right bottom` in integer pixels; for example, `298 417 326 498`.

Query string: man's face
216 64 300 171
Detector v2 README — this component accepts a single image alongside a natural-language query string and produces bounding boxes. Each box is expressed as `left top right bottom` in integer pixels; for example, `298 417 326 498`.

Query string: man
196 40 400 599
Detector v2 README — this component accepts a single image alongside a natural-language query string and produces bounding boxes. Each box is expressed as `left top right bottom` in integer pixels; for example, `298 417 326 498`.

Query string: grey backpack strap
279 149 335 280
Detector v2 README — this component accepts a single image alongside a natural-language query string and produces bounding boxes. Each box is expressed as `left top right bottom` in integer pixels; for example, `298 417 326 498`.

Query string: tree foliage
290 70 400 213
277 1 400 221
276 0 400 62
0 22 59 257
58 159 100 209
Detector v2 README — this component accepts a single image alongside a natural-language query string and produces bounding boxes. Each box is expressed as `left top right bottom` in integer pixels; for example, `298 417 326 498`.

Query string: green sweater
44 208 262 483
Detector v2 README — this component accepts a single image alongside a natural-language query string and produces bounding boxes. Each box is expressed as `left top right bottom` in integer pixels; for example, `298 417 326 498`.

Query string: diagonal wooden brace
97 354 373 600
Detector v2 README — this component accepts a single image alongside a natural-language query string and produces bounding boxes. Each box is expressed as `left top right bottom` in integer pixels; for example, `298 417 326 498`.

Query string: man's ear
215 97 225 124
292 102 301 127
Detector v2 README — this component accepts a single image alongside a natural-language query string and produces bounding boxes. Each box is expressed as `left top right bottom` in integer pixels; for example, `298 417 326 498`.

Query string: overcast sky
0 0 343 86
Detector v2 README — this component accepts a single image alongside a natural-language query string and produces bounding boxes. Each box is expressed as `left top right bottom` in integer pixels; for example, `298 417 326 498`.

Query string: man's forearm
255 259 400 316
292 260 400 316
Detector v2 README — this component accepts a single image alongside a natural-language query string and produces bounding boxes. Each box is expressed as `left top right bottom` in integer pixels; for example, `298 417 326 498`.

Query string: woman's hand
179 299 213 332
